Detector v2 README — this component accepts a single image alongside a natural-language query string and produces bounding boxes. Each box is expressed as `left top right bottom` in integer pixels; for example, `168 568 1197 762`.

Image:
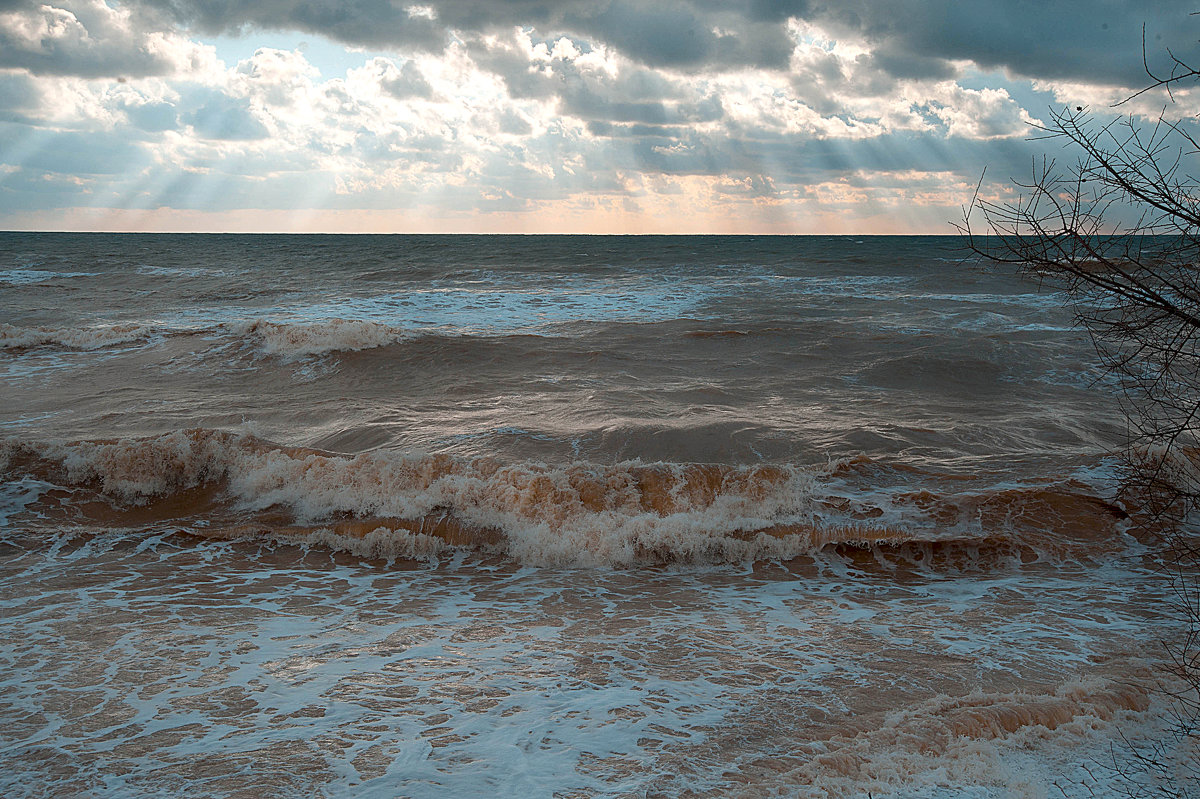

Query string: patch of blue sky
200 31 392 78
956 66 1062 112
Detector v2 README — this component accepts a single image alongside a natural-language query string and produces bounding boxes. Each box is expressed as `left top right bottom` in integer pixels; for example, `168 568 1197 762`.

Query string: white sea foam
0 477 54 526
0 524 1170 798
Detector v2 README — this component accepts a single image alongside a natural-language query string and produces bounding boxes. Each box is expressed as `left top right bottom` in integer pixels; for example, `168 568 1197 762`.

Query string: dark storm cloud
3 0 1194 88
133 0 794 70
866 46 957 82
126 0 1198 86
139 0 446 50
572 1 794 70
812 0 1200 87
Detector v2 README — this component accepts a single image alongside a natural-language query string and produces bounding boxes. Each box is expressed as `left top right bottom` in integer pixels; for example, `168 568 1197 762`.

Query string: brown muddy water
0 233 1191 796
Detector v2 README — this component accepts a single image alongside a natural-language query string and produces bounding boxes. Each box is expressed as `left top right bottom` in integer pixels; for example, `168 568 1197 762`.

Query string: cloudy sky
0 0 1197 233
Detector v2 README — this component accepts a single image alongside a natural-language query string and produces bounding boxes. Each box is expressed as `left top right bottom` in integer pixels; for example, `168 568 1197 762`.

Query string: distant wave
0 318 416 358
0 322 155 351
136 264 230 278
0 268 98 285
684 329 751 339
225 319 415 357
1 429 1130 567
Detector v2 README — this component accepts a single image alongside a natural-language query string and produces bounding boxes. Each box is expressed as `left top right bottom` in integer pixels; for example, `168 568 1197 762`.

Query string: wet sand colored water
0 233 1192 796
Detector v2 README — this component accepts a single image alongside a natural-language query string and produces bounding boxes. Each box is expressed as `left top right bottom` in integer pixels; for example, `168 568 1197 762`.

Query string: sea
0 233 1189 797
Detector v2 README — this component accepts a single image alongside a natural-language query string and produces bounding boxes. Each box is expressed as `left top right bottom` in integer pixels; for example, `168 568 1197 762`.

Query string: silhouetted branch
959 35 1200 794
1116 23 1200 108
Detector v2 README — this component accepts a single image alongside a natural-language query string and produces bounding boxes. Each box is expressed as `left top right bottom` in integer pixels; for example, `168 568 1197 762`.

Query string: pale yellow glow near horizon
0 203 960 235
2 171 976 234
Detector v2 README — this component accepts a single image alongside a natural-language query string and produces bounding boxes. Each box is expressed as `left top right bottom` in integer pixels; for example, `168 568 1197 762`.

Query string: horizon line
0 229 963 236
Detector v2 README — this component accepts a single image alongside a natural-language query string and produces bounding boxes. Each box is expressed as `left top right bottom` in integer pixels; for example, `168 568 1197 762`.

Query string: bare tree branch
959 38 1200 792
1115 23 1200 108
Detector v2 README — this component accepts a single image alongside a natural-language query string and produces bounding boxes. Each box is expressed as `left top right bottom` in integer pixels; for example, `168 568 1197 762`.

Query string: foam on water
0 528 1176 798
339 279 705 334
0 476 54 526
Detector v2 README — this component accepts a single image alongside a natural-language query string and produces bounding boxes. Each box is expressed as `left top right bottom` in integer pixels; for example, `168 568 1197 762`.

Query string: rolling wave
1 429 1130 567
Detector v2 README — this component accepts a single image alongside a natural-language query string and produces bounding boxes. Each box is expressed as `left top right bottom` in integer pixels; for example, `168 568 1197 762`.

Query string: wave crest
1 429 1130 567
226 319 413 357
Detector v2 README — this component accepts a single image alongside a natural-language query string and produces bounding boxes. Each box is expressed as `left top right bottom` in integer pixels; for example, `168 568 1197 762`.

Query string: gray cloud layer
2 0 1195 89
129 0 1200 86
813 0 1198 86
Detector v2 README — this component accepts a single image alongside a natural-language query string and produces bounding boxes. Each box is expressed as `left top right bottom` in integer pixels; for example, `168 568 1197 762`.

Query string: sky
0 0 1198 233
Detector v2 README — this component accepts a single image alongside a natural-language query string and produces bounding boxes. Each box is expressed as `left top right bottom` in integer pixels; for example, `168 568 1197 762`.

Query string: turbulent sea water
0 233 1188 796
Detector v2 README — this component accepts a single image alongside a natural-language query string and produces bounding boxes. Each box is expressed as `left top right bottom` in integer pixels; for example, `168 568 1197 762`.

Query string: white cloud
1031 77 1200 121
0 0 220 78
925 85 1038 139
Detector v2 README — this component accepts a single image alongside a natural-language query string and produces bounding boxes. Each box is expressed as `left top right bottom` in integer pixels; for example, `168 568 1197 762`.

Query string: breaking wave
224 319 415 357
1 429 1130 567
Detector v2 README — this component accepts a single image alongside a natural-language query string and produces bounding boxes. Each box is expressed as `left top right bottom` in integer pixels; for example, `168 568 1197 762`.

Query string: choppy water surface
0 233 1190 796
